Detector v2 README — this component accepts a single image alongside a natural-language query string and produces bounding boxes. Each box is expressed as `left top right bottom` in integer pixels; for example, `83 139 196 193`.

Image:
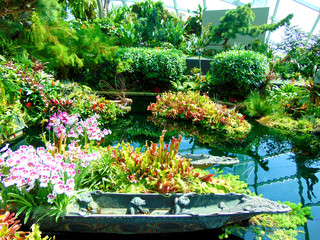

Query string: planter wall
186 57 212 75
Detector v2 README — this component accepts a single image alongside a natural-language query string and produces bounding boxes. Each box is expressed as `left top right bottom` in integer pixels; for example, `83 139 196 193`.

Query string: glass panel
175 0 204 12
204 0 236 10
314 14 320 35
269 0 319 42
161 0 175 9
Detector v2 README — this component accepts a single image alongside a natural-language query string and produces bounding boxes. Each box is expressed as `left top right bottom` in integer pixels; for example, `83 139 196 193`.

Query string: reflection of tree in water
290 132 320 158
103 114 162 147
294 154 320 203
103 114 183 148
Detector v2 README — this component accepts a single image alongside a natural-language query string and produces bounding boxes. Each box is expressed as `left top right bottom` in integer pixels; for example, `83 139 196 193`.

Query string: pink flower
47 194 56 204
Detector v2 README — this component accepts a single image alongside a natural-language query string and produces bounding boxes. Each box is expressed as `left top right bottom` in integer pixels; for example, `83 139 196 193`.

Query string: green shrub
207 50 269 100
111 47 186 91
243 90 279 118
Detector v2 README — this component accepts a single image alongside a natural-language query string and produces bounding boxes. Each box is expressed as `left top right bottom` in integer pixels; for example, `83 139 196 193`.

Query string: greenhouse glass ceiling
109 0 320 43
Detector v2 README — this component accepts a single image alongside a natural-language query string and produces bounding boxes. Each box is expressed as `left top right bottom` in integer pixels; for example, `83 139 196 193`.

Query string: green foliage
0 59 62 126
64 0 97 21
0 0 38 17
0 61 25 142
221 202 312 240
244 90 279 118
148 91 251 136
180 24 213 56
269 83 310 119
253 82 320 135
247 39 274 59
107 47 186 90
0 37 21 58
171 68 203 92
0 58 129 137
273 25 320 79
130 0 172 43
65 83 128 124
102 0 185 49
161 17 186 47
185 4 206 37
208 50 269 100
208 3 293 48
0 0 116 81
21 10 117 80
115 20 140 46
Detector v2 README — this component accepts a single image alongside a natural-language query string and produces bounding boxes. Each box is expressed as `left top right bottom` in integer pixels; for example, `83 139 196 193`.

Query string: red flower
200 174 214 182
154 87 161 93
26 102 32 107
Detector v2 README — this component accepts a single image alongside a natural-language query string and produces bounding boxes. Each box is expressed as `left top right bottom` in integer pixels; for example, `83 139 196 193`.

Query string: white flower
47 194 56 204
53 183 66 194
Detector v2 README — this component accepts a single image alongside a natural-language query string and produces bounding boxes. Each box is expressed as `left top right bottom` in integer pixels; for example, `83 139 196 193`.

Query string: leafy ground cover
243 81 320 135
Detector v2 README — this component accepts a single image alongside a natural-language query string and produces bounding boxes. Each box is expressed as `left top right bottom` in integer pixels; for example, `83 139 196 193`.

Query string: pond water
5 96 320 239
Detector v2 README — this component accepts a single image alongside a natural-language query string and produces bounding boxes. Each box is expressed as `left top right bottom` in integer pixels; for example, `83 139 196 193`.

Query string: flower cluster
47 111 112 142
0 143 100 204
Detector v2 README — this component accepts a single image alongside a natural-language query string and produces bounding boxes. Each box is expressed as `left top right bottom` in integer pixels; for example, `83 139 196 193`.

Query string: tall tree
97 0 110 18
66 0 97 20
209 4 293 48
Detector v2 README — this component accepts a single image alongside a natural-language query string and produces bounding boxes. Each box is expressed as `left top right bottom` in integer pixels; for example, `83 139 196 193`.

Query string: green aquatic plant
220 202 312 240
248 81 320 135
258 114 320 134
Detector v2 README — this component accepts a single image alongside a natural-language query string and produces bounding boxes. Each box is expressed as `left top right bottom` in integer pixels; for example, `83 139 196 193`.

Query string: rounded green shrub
208 50 269 100
114 47 186 91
